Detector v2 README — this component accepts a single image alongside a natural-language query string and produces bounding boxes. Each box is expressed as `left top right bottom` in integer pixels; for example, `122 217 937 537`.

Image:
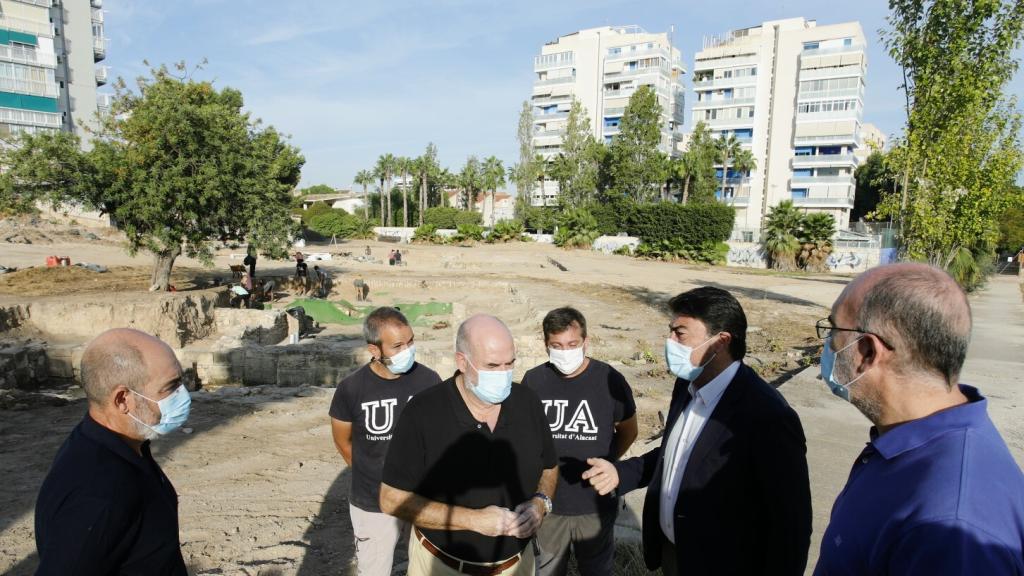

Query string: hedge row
586 200 735 246
422 207 482 229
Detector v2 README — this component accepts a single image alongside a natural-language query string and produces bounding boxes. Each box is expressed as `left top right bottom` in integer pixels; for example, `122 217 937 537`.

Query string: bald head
837 263 972 386
456 314 515 361
80 329 181 406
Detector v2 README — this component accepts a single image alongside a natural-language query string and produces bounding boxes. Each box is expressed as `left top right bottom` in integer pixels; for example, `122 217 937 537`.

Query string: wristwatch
532 492 553 516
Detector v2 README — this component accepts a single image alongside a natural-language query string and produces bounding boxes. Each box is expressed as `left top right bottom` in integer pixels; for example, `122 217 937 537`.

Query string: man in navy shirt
35 328 190 575
814 262 1024 575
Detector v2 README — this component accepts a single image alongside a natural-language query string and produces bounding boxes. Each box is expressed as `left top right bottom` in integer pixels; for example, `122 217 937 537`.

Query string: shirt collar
79 412 151 470
446 372 508 430
870 384 988 459
687 361 741 405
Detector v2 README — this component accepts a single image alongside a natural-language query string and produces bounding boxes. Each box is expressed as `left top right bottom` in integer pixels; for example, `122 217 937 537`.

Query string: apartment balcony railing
606 46 669 62
797 86 863 101
96 93 113 113
534 52 574 71
692 76 757 89
791 175 854 185
0 77 58 98
92 7 104 23
796 109 863 122
718 195 751 206
0 106 61 127
792 196 854 206
10 0 53 7
0 14 54 37
534 112 568 123
793 134 860 146
603 89 633 98
692 96 756 110
791 154 857 167
801 43 865 58
0 44 57 68
531 94 571 105
91 0 103 7
605 65 670 80
534 75 574 87
700 115 755 128
533 129 566 138
603 106 626 116
95 65 109 85
799 65 864 81
93 36 108 59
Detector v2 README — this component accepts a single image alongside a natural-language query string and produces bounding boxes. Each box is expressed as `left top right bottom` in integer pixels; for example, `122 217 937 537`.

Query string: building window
844 38 853 46
803 41 820 51
791 188 809 199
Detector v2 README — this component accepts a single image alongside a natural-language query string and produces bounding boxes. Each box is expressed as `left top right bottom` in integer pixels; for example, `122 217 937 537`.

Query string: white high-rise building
0 0 107 147
530 25 686 206
692 18 867 239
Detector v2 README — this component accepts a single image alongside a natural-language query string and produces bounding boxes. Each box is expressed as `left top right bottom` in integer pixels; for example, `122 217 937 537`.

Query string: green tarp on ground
286 299 451 326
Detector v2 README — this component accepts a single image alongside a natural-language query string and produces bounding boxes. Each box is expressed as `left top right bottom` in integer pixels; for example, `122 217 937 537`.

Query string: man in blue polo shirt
814 263 1024 575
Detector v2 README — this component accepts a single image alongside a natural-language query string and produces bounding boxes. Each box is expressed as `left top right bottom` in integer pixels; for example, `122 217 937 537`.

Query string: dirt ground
2 220 1021 575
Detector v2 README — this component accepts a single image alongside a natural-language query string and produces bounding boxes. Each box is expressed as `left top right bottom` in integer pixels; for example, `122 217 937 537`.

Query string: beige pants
350 504 409 576
407 530 535 576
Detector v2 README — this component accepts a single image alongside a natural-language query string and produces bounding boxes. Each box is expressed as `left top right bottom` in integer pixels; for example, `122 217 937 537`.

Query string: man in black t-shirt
522 307 638 576
329 307 441 576
380 314 558 576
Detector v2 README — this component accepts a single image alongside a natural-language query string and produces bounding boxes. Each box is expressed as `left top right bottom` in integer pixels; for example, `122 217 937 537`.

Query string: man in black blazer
583 287 811 576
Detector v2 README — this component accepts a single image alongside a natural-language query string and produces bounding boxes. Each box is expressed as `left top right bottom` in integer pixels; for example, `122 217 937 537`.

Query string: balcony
533 111 568 122
0 77 59 98
93 36 107 60
0 13 54 37
801 43 865 58
534 51 574 71
799 65 864 81
534 75 574 87
692 96 756 110
718 195 751 206
692 76 757 89
700 115 755 128
605 65 669 80
10 0 52 7
0 107 61 128
603 106 626 116
606 46 669 62
603 88 634 99
92 8 104 24
792 196 854 207
796 109 863 122
0 44 57 68
791 175 854 185
791 154 857 168
96 93 113 114
91 0 103 6
95 65 109 85
793 134 859 147
797 86 863 101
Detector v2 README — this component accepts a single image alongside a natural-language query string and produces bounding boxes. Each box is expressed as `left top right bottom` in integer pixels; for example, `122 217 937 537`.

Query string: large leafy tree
607 85 666 202
415 143 440 226
513 101 539 214
459 156 482 211
673 121 719 203
1 63 303 291
549 97 599 208
374 153 397 226
878 0 1024 283
852 151 897 222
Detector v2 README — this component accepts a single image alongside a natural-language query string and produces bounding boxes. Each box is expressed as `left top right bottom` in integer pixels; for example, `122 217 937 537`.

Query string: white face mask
548 346 585 375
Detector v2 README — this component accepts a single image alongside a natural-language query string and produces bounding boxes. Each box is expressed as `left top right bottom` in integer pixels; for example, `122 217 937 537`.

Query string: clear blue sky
104 0 1023 190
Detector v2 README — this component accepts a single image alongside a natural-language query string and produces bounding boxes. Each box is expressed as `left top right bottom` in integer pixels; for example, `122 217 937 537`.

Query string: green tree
353 169 374 220
997 187 1024 252
459 156 482 212
374 153 396 227
299 184 335 196
0 131 100 215
554 208 600 249
415 143 440 226
514 101 539 207
852 151 897 222
798 212 837 272
549 97 599 208
715 133 757 202
1 64 303 291
482 155 505 226
878 0 1024 287
607 85 666 202
675 122 721 203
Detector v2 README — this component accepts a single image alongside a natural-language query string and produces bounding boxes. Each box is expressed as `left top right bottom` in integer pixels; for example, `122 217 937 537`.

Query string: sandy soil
2 222 1021 576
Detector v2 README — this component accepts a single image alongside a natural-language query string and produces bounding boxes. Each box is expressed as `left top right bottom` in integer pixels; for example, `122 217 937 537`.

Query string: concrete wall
725 241 894 273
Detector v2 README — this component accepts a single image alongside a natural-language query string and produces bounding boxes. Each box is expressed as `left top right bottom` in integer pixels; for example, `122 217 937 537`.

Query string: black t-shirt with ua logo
522 358 636 515
329 362 441 512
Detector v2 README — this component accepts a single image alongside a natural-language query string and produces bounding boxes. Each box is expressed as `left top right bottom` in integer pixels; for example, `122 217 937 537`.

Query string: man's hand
506 498 545 539
582 458 619 495
475 505 518 538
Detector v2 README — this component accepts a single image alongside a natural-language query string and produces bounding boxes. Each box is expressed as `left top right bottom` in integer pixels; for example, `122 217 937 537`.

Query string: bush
413 223 438 242
308 209 365 239
302 201 333 225
454 210 482 227
453 223 484 242
613 245 634 256
586 196 633 236
488 219 526 243
554 208 600 249
522 205 558 234
633 239 729 264
625 202 734 247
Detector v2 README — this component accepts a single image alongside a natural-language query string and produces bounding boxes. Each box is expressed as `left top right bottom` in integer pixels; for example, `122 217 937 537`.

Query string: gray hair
857 267 972 388
362 307 410 346
80 342 148 405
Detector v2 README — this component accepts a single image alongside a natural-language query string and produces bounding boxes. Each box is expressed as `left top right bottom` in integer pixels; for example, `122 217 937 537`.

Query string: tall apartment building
0 0 107 146
692 18 867 239
530 25 686 206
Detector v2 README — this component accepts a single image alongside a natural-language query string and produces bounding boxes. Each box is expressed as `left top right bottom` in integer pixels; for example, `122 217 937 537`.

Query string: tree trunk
721 159 729 200
682 176 691 204
363 184 369 220
378 178 385 223
420 173 427 226
402 170 409 228
540 178 546 207
149 244 182 292
490 188 496 226
385 177 392 227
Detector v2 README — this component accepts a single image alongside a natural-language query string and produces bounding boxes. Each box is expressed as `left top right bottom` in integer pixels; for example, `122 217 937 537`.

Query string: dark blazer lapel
678 367 746 486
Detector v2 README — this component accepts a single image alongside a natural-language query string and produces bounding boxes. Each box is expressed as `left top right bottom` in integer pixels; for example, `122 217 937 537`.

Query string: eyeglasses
815 317 894 350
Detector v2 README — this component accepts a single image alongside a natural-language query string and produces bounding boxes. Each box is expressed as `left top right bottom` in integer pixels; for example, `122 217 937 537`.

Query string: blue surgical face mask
384 345 416 375
465 358 513 404
665 335 719 381
820 335 866 401
130 385 191 436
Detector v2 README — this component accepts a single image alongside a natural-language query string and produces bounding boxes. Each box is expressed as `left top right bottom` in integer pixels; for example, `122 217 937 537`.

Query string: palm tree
373 157 387 224
354 169 374 220
375 153 397 226
482 156 505 226
762 200 803 271
715 134 757 200
397 156 411 228
459 156 481 211
416 143 439 226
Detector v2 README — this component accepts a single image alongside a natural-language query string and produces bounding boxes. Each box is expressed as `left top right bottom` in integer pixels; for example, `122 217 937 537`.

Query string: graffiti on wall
727 247 767 267
827 252 863 270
